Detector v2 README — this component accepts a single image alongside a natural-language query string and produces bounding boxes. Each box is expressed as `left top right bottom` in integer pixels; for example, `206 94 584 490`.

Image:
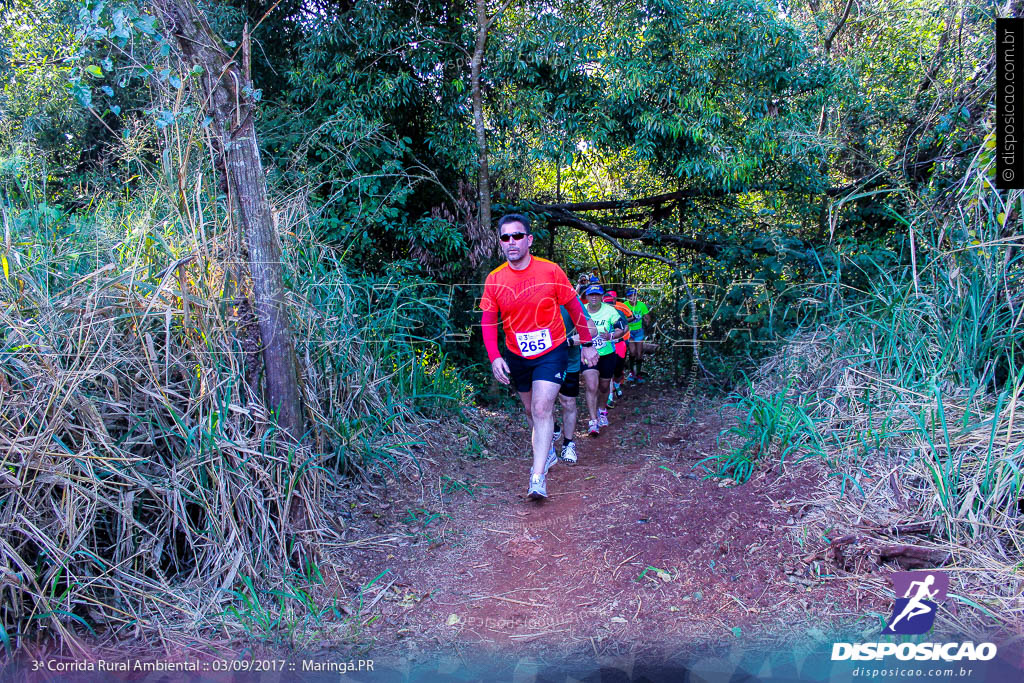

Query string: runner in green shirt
581 284 627 435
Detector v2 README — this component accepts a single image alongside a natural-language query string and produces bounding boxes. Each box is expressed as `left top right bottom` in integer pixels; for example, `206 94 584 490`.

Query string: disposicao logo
883 570 949 635
831 571 997 662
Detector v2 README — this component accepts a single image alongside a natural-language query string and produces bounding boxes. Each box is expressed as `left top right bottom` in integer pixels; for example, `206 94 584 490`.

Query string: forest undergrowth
704 140 1024 638
0 0 1017 666
0 64 1019 663
0 131 472 655
2 134 1022 655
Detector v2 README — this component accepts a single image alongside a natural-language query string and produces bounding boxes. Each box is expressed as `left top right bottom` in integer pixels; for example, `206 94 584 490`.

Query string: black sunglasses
499 232 528 242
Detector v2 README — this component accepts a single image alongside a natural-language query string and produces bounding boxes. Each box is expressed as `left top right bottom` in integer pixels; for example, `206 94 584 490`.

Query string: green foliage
212 0 305 104
268 0 475 266
710 135 1024 542
701 377 825 483
491 0 832 200
0 0 1016 648
220 562 350 646
814 192 1023 391
441 475 489 497
392 345 475 414
401 507 452 545
1 0 88 194
287 249 475 420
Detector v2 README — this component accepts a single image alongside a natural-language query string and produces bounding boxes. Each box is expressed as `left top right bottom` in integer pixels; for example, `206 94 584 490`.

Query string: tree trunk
813 0 855 234
471 0 492 233
152 0 305 442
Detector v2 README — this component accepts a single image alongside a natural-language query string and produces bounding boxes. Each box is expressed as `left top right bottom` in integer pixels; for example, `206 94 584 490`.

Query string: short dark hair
497 213 531 235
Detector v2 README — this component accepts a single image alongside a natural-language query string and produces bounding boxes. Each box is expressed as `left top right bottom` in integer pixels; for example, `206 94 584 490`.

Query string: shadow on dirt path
339 383 886 661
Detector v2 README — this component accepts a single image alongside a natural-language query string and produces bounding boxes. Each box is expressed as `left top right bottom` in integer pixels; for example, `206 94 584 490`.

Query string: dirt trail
338 383 885 660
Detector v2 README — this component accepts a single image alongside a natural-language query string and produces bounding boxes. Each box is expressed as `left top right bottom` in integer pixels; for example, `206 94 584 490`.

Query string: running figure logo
883 571 949 635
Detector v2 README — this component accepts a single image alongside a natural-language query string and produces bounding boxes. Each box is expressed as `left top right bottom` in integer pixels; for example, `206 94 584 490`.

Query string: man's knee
532 400 554 420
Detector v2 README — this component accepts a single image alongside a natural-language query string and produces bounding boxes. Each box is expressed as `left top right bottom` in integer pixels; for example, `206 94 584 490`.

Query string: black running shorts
559 370 580 398
504 343 569 394
582 352 617 380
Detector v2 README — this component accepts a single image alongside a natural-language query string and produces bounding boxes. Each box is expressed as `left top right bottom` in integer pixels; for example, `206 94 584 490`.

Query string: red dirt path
331 383 888 660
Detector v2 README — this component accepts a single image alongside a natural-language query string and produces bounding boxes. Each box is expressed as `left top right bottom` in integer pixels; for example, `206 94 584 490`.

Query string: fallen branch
803 534 950 572
873 544 951 570
535 180 867 214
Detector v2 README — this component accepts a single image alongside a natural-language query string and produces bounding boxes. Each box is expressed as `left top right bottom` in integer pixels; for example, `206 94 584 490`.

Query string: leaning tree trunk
152 0 304 442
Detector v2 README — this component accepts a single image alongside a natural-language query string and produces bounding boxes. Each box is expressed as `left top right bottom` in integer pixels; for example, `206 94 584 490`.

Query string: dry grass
756 333 1024 636
728 158 1024 637
0 168 422 656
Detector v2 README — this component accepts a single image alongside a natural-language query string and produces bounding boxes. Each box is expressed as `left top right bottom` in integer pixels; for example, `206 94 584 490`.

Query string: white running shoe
588 419 600 437
559 440 578 465
598 409 609 428
528 473 547 499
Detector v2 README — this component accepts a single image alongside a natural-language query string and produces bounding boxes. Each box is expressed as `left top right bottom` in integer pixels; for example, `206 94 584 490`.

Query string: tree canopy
0 0 1005 359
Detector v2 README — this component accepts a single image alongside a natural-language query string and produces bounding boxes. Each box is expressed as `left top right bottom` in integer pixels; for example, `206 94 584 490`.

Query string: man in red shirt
481 214 597 499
